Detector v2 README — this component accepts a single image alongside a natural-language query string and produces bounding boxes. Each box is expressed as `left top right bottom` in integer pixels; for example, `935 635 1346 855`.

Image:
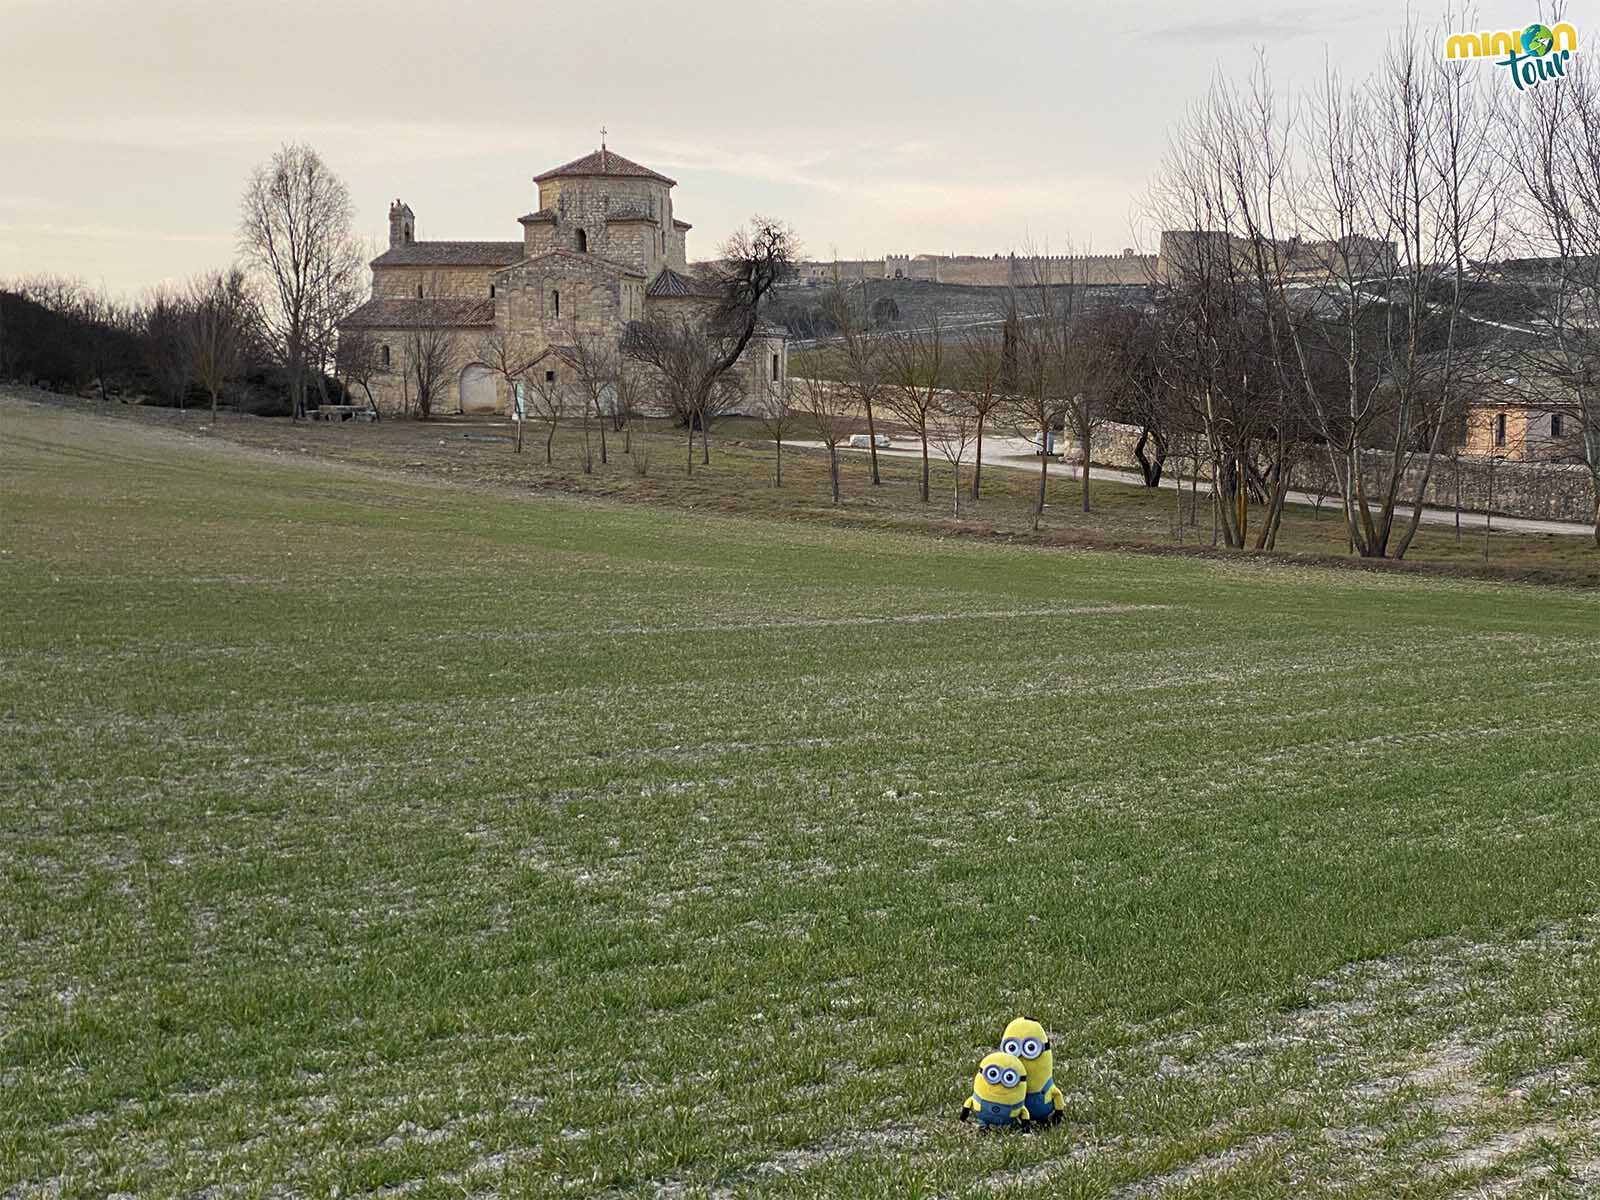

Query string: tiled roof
371 241 524 267
534 148 676 186
673 219 692 230
518 209 557 223
645 267 714 298
339 298 496 329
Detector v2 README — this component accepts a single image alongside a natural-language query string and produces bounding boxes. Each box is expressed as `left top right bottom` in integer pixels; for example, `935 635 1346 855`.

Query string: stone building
341 146 787 415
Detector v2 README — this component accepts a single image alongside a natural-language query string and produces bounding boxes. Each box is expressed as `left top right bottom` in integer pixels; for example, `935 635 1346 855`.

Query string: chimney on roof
388 198 415 248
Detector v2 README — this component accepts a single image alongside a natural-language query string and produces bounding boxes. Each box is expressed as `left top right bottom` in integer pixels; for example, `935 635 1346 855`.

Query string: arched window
552 289 560 318
489 284 496 298
415 283 423 298
576 228 588 253
381 344 390 368
771 353 780 381
1495 413 1507 448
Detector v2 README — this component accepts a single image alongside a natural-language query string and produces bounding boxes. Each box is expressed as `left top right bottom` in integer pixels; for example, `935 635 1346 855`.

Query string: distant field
3 397 1599 1197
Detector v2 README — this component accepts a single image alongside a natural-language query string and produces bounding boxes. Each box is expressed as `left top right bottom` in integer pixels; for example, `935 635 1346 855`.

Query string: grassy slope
7 387 1596 586
2 398 1599 1198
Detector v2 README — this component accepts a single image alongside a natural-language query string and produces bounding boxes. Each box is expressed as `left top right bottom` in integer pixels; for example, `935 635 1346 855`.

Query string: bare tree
759 376 798 486
240 143 364 420
623 319 720 473
188 268 253 420
336 327 385 417
1148 67 1317 550
1276 31 1505 558
624 216 795 472
928 392 979 517
479 327 536 452
1103 306 1181 487
1509 49 1600 546
76 289 136 403
800 350 853 504
1005 289 1067 530
572 331 623 471
826 271 887 486
144 287 195 411
523 361 569 464
958 326 1008 499
613 360 643 454
882 316 945 502
1163 36 1502 557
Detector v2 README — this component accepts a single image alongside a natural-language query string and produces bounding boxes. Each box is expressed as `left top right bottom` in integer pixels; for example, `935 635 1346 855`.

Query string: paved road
789 434 1596 538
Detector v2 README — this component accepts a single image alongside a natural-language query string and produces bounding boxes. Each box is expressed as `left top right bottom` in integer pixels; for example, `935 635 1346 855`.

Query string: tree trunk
1133 428 1165 487
865 398 882 485
701 420 710 466
685 421 694 475
919 428 930 503
545 426 555 464
971 417 985 500
1079 424 1091 513
1033 450 1048 531
1454 455 1462 544
598 412 607 465
774 438 782 487
829 445 840 504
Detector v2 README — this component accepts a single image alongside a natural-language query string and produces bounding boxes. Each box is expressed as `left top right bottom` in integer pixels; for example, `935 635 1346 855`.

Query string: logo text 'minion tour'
1446 22 1578 91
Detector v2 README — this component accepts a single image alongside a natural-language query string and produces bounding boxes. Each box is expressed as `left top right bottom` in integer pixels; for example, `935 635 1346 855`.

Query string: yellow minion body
1001 1017 1066 1124
960 1051 1029 1128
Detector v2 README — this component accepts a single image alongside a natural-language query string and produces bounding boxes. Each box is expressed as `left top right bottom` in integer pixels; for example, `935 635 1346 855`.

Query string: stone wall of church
373 265 499 301
346 327 459 416
522 222 558 258
535 176 675 277
497 262 629 342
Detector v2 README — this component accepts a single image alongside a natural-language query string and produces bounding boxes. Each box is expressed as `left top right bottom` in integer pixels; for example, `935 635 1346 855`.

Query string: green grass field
4 396 1600 1198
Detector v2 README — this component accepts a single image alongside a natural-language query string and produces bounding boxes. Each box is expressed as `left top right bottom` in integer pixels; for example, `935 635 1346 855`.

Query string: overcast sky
0 0 1549 295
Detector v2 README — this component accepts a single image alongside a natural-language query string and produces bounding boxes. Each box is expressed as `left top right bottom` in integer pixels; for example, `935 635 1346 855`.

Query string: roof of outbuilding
518 209 557 224
534 148 676 186
645 267 714 298
371 241 524 267
339 297 496 329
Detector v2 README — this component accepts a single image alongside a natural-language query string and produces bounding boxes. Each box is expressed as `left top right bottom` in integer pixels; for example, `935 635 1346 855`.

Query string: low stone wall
1075 427 1596 525
1370 452 1596 524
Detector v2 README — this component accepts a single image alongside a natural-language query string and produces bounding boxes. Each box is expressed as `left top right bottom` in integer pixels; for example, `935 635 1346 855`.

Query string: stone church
341 146 787 415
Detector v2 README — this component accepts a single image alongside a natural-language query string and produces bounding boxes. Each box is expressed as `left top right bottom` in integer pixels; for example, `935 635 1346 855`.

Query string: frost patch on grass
753 1122 931 1176
1113 1132 1290 1198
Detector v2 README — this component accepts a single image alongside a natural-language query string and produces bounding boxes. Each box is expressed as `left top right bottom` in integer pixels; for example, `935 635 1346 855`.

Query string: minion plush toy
959 1051 1030 1130
1001 1017 1066 1125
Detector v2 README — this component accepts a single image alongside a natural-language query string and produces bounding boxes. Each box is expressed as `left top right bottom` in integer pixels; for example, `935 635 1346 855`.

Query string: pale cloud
0 223 232 245
0 0 1541 295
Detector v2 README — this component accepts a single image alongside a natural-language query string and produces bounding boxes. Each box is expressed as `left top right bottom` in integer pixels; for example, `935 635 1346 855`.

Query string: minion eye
1002 1039 1020 1055
1022 1038 1041 1057
984 1065 1002 1084
1002 1069 1019 1087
